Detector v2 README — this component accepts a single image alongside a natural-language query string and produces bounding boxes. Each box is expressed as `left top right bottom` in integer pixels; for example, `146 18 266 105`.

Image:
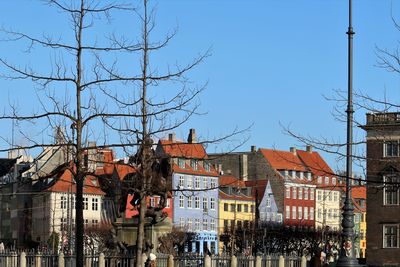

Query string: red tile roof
260 149 307 171
158 140 207 159
297 150 334 177
219 175 246 187
351 186 366 199
219 190 255 201
45 167 105 195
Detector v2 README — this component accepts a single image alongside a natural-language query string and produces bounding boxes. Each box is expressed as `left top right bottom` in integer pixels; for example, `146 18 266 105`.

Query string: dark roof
0 158 18 176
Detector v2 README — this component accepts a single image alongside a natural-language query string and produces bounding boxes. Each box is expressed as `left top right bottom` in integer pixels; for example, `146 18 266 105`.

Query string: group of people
306 244 339 267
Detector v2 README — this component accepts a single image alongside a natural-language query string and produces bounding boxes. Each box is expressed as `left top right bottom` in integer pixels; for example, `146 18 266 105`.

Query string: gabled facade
361 112 400 266
156 129 219 254
297 148 342 231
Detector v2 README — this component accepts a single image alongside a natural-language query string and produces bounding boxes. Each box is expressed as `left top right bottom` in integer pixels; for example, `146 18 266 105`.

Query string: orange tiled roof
219 190 255 201
219 175 246 187
158 140 207 159
172 161 219 177
45 167 105 195
297 150 334 177
260 149 307 171
352 186 366 199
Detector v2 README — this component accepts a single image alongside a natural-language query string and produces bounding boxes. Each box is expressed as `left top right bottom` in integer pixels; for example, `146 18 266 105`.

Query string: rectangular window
203 218 208 231
195 197 200 209
325 176 329 185
203 197 208 211
204 162 211 172
383 225 399 248
384 175 400 205
223 220 229 231
179 176 184 188
317 191 322 201
230 204 235 212
83 198 88 210
210 178 216 189
150 197 155 207
179 217 185 228
244 204 249 212
60 195 67 209
210 198 216 210
266 198 271 207
195 177 200 189
179 195 184 208
178 158 185 169
318 176 322 184
195 218 200 231
92 219 98 226
384 141 399 157
203 177 208 189
286 187 291 198
187 196 192 208
224 203 228 211
310 208 314 221
191 159 198 170
188 218 193 231
332 177 337 185
298 188 303 200
298 207 302 220
286 205 290 219
237 204 242 212
292 206 297 219
328 209 332 219
334 192 338 202
251 205 254 213
210 219 216 231
310 189 315 200
304 188 308 200
304 207 308 220
292 188 297 200
187 176 192 189
92 198 98 211
318 208 322 219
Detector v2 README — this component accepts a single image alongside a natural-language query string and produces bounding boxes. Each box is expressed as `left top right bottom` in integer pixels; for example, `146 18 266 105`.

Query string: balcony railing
366 112 400 125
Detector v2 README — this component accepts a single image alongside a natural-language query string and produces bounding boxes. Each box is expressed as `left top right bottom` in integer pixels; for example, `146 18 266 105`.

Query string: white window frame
187 176 193 189
292 187 297 200
178 176 184 188
187 196 192 208
304 207 308 220
210 198 216 210
179 195 184 208
292 206 297 220
195 177 200 189
285 205 290 219
298 187 303 200
286 187 291 199
310 207 314 221
304 188 308 200
194 197 200 209
310 189 315 200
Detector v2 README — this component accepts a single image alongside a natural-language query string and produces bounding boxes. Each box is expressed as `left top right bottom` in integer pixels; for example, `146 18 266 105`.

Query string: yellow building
218 175 255 254
352 186 367 259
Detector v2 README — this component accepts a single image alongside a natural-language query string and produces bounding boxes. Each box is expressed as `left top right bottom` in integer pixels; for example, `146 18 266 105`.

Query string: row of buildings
0 129 366 257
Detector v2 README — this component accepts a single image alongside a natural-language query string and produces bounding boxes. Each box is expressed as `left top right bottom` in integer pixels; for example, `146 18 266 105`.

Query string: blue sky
0 0 399 174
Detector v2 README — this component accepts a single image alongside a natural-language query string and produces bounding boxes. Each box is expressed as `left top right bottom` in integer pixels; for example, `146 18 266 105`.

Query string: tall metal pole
336 0 360 266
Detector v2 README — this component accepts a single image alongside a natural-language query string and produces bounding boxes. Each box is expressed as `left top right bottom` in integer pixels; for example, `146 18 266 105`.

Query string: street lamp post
336 0 361 266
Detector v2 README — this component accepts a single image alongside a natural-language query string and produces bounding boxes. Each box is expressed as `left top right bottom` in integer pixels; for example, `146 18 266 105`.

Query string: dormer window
191 159 198 170
291 171 296 179
204 162 211 172
317 176 322 184
284 170 289 177
332 177 337 185
178 158 185 169
299 172 304 180
325 176 329 185
307 172 312 181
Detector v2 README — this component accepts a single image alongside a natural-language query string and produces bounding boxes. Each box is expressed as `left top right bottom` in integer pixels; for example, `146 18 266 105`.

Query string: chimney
168 133 176 142
290 147 297 155
251 145 256 152
187 128 196 143
306 145 312 153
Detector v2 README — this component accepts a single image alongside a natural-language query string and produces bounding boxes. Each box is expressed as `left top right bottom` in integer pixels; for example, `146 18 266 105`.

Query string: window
251 205 254 213
277 214 283 223
292 188 297 199
298 207 302 220
317 176 322 184
286 187 291 198
307 172 312 181
179 195 184 208
237 204 242 212
328 209 332 219
292 206 297 219
195 177 200 189
224 203 228 211
188 218 193 231
304 207 308 220
203 177 208 189
60 218 67 231
203 219 208 231
179 176 184 188
187 176 192 189
325 177 329 185
286 206 290 219
384 141 400 157
204 162 211 172
178 158 185 168
179 217 185 228
304 188 308 200
332 177 337 185
83 198 88 210
92 219 98 226
195 219 200 231
223 220 229 231
150 197 155 207
230 204 235 212
318 208 322 219
298 188 303 200
384 175 400 205
194 197 200 209
383 225 399 248
60 196 67 209
310 189 315 200
210 219 216 231
244 204 249 212
191 159 198 170
84 219 89 227
266 198 271 207
310 208 314 220
210 198 216 210
334 192 338 202
187 196 192 208
203 197 208 211
210 178 216 189
317 191 322 201
92 198 98 211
